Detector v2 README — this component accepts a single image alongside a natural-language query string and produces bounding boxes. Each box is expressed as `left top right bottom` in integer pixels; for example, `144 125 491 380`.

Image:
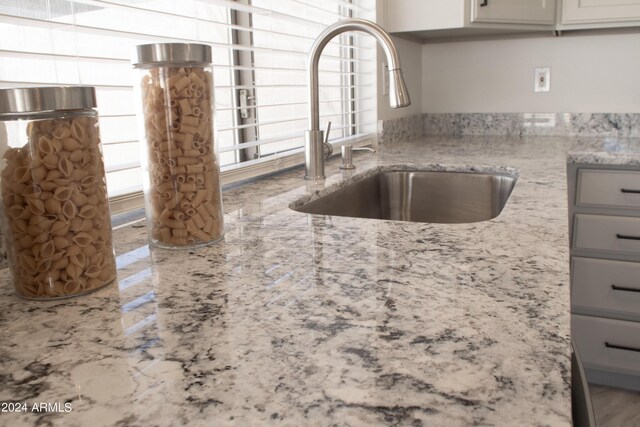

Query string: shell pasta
0 116 116 298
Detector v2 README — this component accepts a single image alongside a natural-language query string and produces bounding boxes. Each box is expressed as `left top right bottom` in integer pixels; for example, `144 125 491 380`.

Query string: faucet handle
323 121 333 159
324 121 331 144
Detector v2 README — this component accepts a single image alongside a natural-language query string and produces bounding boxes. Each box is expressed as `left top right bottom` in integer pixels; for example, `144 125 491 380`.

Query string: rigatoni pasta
138 64 224 247
0 114 117 299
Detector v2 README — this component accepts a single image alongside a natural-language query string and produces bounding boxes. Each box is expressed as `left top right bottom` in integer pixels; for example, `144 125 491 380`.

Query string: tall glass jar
0 86 117 299
133 43 224 248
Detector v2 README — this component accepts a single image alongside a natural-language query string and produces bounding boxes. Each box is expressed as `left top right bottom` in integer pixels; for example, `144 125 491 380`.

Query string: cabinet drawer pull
611 284 640 293
605 342 640 353
480 0 488 6
621 188 640 194
616 233 640 241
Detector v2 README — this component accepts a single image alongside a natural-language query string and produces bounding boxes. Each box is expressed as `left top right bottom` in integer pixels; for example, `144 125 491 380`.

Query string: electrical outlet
534 66 551 93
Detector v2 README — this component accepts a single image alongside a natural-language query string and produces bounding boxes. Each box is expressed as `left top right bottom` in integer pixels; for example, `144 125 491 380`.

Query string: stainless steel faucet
304 18 411 180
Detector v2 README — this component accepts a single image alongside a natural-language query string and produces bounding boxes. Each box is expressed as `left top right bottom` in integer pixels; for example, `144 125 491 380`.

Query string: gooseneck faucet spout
305 18 411 181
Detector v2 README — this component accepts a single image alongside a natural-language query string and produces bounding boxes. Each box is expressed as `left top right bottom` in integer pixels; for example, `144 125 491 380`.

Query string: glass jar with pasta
133 43 224 248
0 86 117 299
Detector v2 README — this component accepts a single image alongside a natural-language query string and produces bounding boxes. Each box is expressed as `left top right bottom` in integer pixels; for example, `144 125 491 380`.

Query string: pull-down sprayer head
388 68 410 109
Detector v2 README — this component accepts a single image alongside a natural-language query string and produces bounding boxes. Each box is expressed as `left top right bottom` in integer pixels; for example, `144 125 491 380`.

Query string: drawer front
572 257 640 316
573 214 640 255
577 169 640 209
573 314 640 374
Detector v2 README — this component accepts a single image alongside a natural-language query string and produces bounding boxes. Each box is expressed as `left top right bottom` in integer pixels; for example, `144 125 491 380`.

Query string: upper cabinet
385 0 466 33
385 0 557 40
384 0 640 40
471 0 556 25
560 0 640 28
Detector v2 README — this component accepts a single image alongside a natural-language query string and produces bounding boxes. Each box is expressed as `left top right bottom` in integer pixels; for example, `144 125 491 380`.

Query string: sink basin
293 169 517 224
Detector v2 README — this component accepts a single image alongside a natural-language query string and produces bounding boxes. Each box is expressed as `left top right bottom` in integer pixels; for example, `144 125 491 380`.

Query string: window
0 0 376 211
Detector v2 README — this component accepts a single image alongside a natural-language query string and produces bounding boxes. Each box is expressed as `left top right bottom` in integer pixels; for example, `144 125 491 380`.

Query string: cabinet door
385 0 465 33
577 169 640 210
471 0 557 24
573 214 640 256
562 0 640 24
572 257 640 319
573 314 640 375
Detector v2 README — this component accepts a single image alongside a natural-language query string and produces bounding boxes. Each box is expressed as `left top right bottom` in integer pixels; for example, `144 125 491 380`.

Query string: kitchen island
2 135 637 426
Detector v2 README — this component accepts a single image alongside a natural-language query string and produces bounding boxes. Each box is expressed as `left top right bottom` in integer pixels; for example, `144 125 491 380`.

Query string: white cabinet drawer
573 314 640 375
573 214 640 255
577 169 640 209
572 257 640 316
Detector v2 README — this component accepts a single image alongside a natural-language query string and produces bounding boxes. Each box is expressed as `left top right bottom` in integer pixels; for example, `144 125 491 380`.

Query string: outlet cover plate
534 66 551 93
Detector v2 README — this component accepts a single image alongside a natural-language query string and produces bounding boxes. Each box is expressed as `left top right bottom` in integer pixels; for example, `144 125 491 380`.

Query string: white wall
421 30 640 113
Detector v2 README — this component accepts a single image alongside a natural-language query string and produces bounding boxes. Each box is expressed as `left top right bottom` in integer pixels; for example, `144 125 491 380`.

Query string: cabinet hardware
605 342 640 353
616 233 640 241
621 188 640 194
480 0 488 6
611 284 640 293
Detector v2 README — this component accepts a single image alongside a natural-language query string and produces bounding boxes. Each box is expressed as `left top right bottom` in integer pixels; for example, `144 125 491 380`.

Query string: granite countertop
567 137 640 165
2 135 638 426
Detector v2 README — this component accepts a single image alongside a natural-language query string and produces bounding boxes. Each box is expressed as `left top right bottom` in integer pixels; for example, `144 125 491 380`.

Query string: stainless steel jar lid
0 86 96 115
133 43 212 67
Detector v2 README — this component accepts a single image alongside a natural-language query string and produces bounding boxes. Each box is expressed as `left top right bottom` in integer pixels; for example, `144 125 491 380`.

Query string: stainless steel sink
293 170 517 224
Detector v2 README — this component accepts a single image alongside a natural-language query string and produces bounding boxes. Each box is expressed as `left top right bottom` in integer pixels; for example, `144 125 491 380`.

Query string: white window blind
0 0 376 206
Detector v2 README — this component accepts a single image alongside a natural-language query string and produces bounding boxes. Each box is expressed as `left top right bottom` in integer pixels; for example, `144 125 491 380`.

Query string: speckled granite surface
1 135 639 426
567 138 640 165
423 113 640 138
377 114 423 144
